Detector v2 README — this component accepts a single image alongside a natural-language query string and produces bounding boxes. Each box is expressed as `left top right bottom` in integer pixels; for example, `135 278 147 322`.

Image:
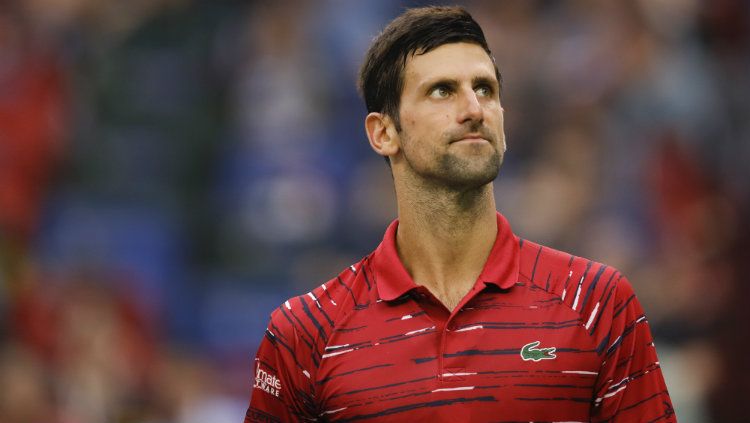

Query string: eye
475 85 492 97
429 85 451 99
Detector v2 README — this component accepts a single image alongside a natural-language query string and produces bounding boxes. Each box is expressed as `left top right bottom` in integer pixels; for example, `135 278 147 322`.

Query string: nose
457 88 483 125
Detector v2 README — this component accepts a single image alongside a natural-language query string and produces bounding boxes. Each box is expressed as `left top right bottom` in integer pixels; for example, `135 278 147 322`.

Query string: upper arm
245 308 318 423
590 276 676 422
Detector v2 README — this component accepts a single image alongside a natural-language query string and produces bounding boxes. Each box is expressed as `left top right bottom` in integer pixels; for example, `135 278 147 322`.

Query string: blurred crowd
0 0 748 422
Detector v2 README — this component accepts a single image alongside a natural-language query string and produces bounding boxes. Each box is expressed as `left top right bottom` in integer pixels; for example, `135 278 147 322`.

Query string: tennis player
245 6 674 422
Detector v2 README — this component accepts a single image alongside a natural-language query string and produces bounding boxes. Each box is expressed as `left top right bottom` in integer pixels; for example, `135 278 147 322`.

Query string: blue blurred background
1 0 748 422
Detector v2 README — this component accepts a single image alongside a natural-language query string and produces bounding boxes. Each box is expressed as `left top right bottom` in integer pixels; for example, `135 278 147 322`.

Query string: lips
450 128 495 144
452 133 490 143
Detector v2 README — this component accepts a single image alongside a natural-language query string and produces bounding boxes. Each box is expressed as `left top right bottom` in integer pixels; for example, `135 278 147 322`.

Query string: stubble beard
401 129 504 193
434 146 502 191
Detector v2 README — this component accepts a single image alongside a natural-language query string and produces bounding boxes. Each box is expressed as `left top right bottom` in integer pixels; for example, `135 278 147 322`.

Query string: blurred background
0 0 748 422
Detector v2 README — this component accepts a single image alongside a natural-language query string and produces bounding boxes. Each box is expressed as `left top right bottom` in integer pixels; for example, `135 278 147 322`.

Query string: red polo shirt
245 213 675 422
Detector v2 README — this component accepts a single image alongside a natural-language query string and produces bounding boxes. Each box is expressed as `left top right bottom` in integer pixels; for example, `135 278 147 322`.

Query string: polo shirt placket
405 284 489 387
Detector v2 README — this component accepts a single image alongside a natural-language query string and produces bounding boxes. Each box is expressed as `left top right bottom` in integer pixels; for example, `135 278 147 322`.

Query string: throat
397 220 496 312
421 278 478 312
393 186 499 313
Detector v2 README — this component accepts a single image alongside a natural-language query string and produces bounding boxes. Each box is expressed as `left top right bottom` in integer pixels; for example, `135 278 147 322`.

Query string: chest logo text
521 341 557 361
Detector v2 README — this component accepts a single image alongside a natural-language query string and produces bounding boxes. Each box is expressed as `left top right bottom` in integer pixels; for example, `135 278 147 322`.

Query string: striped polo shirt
245 213 675 422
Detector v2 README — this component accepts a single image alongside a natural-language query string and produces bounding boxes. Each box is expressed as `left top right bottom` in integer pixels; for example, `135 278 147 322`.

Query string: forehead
403 42 497 88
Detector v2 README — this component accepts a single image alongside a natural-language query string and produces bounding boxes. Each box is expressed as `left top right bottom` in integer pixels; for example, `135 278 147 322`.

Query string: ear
365 112 400 159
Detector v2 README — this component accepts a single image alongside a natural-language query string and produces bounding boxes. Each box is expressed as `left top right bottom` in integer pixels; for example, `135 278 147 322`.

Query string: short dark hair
358 6 501 132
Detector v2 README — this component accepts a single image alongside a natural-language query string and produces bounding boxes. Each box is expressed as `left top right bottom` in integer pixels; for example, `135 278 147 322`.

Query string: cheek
399 106 451 143
398 108 417 129
488 107 504 127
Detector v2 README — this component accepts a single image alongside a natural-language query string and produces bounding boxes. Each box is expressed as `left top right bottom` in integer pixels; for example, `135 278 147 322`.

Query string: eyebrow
420 74 500 93
472 75 500 91
422 78 458 92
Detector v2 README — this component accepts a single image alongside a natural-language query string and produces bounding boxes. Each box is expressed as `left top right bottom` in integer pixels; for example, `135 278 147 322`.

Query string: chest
315 288 602 421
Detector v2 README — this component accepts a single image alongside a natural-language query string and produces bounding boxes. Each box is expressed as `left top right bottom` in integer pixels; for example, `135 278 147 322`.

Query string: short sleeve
244 307 317 423
591 276 676 422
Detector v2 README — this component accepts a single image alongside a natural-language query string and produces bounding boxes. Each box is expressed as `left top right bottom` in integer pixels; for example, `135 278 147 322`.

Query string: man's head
359 6 505 191
359 6 501 131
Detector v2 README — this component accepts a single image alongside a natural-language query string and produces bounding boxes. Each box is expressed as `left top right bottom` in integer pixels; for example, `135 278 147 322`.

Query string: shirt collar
372 212 520 301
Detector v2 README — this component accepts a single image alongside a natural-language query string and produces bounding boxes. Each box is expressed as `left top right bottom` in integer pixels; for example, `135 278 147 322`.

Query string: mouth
451 134 490 144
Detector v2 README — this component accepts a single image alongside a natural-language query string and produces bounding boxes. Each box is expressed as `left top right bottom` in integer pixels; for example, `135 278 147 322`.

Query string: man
245 6 674 422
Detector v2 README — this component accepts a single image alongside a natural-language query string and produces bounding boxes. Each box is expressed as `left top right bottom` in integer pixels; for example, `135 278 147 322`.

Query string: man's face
394 42 505 190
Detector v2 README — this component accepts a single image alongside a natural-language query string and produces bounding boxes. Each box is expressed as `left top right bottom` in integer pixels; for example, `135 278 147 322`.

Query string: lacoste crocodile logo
520 341 557 362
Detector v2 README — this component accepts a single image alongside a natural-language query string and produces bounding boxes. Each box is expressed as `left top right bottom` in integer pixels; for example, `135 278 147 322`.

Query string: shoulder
517 238 630 337
265 255 376 347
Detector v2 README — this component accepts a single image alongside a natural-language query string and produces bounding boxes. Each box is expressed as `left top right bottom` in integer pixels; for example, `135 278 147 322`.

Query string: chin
436 156 501 190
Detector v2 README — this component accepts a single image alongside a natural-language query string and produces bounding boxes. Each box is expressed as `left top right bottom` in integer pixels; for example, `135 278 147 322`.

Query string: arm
591 276 676 422
245 308 318 423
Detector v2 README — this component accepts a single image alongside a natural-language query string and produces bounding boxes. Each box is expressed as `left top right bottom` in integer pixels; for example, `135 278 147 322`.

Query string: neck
393 176 498 310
